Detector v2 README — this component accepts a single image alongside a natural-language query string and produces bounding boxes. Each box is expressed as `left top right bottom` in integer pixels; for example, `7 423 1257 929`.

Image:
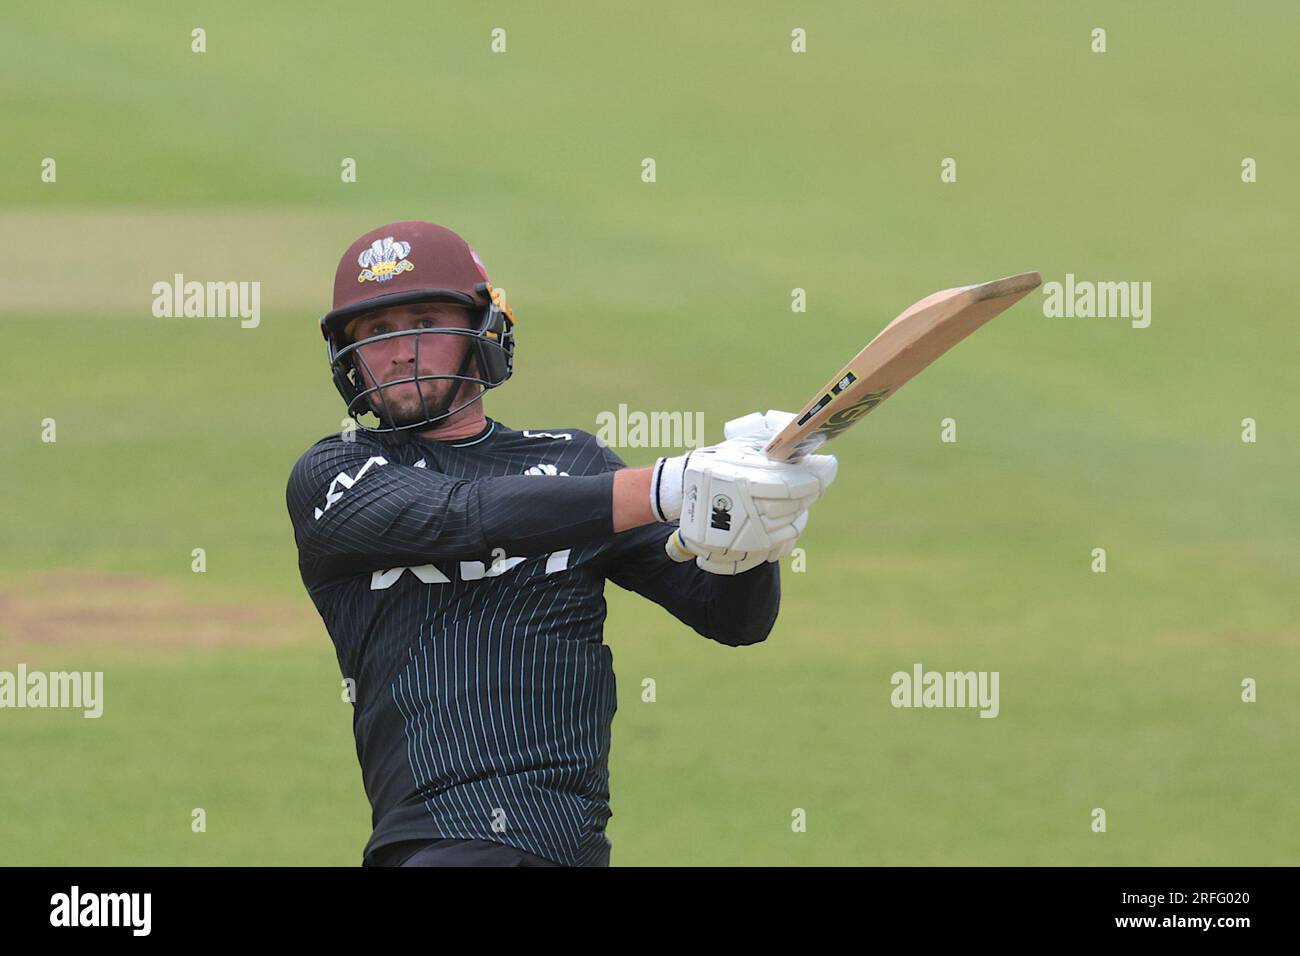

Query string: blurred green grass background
2 0 1297 864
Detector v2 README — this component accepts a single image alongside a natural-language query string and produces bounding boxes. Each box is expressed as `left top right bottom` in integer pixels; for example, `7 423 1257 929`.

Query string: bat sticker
795 371 859 428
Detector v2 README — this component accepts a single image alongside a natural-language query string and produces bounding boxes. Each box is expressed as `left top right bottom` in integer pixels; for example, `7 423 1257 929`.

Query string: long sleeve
602 521 781 646
286 437 615 566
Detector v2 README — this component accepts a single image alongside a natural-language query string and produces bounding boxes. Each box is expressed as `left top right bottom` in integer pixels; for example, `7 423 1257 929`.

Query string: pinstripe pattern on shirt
286 418 780 865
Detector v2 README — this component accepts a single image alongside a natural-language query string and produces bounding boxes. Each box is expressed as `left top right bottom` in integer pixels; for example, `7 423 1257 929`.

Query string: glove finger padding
756 495 817 520
695 549 768 575
800 452 838 494
709 443 833 501
688 507 809 573
723 409 797 447
763 509 809 541
768 537 798 562
693 521 803 574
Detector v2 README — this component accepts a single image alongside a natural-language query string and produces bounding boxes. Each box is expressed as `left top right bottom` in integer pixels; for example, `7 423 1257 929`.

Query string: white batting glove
654 438 836 522
653 410 837 573
676 446 833 556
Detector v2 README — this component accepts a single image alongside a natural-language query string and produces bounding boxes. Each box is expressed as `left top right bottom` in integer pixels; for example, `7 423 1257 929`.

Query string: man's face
348 302 477 426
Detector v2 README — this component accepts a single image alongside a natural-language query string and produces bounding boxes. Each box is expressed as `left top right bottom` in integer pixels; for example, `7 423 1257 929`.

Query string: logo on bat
791 389 891 455
820 388 890 437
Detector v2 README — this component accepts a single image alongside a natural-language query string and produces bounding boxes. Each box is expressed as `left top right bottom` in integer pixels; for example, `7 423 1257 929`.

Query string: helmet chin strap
432 343 480 422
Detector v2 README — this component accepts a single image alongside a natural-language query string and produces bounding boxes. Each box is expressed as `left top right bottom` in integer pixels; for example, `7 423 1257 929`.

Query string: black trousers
369 838 565 868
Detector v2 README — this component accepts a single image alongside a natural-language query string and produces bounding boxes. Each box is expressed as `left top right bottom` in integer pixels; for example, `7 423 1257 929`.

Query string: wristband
650 452 692 522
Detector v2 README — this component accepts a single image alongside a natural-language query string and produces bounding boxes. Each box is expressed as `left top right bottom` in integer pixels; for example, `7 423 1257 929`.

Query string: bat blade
762 271 1041 461
665 270 1040 563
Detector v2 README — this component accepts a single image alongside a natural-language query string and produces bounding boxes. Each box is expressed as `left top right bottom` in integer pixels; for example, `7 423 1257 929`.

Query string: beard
365 374 471 427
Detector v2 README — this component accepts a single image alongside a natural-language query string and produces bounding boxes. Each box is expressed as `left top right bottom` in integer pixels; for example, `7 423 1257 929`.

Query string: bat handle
664 529 696 562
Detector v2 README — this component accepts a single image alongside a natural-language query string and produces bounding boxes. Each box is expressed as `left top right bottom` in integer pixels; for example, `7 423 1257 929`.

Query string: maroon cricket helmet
319 221 517 433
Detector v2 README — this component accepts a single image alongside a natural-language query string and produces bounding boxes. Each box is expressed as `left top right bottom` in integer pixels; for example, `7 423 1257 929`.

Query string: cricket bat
666 270 1042 562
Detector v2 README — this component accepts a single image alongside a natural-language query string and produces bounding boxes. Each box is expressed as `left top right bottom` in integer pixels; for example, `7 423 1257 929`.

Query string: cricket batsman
286 221 837 866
